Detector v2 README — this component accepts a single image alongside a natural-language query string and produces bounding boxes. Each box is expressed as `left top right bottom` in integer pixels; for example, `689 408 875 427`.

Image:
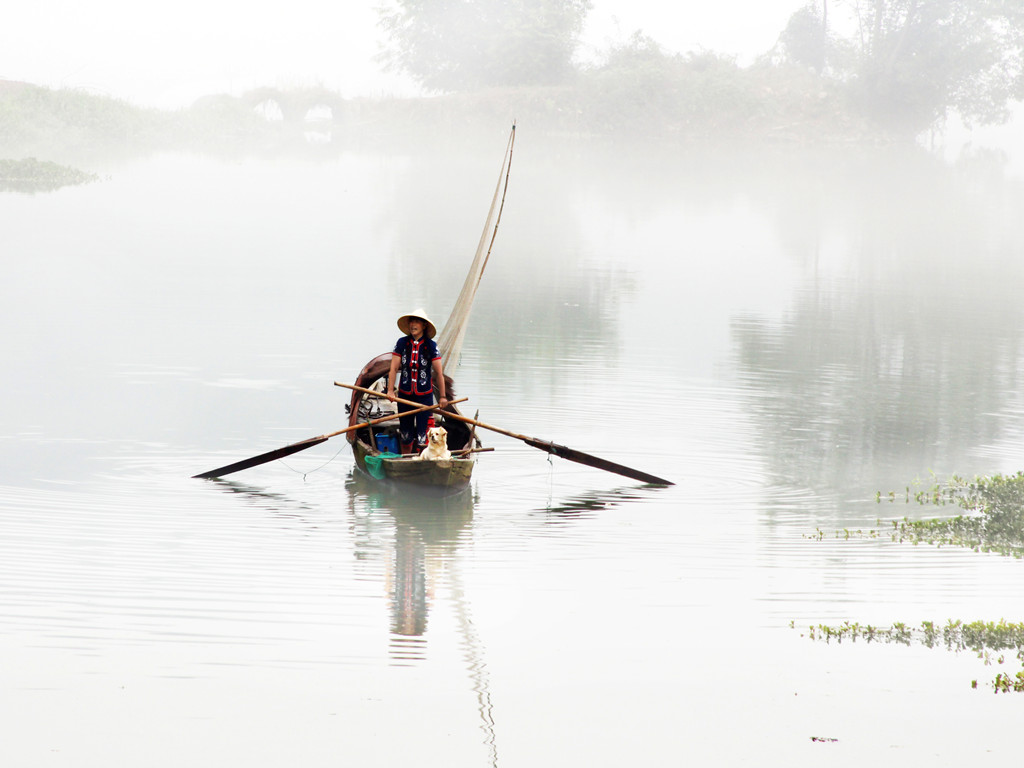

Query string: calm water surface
2 136 1024 766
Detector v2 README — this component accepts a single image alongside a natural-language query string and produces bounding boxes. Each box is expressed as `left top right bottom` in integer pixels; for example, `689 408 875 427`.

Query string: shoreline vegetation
805 472 1024 693
0 70 884 156
0 73 906 193
0 74 1004 192
0 73 935 162
4 3 1022 188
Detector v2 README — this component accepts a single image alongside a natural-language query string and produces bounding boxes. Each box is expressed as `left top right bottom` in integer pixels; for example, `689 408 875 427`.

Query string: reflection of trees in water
734 296 1023 496
732 153 1024 498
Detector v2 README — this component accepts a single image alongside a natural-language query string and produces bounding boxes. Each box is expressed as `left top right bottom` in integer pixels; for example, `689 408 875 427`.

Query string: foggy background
4 3 1024 766
4 0 1021 168
5 1 806 106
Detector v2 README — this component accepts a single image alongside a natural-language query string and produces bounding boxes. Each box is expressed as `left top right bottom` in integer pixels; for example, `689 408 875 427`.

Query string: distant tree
579 34 767 137
579 33 685 131
377 0 593 92
777 2 829 72
832 0 1024 133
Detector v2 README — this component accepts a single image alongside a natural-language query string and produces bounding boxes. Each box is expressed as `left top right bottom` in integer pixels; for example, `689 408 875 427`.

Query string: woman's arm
387 355 400 401
432 358 449 408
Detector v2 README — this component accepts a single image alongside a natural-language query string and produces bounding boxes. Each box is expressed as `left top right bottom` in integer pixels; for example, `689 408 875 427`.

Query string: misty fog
3 2 1024 766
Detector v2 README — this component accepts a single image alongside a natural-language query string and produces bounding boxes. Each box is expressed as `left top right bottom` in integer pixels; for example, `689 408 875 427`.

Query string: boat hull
352 438 474 491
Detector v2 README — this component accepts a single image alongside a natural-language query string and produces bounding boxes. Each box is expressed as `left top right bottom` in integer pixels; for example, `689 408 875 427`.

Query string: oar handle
335 382 526 440
325 396 468 440
453 446 494 456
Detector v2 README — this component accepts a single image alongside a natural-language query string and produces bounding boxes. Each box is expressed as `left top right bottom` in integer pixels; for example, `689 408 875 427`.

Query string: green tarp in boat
363 451 401 479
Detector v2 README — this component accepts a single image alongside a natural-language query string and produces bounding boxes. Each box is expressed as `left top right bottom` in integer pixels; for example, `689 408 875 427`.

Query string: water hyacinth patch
801 473 1024 692
795 619 1024 693
879 472 1024 558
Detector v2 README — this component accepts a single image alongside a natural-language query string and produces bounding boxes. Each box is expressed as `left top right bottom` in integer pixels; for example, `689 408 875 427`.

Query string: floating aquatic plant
804 477 1024 691
992 670 1024 693
795 618 1024 693
809 472 1024 556
874 472 1024 558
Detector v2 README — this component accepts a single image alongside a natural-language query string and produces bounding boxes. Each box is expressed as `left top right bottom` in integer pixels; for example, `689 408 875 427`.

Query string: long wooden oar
335 382 674 486
192 398 466 479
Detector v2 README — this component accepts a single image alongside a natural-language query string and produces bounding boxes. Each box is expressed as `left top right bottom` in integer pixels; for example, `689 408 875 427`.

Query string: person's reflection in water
346 474 500 764
388 521 429 663
346 474 474 664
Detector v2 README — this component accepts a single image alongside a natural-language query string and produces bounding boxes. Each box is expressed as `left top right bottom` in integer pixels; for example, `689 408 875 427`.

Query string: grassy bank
0 68 887 164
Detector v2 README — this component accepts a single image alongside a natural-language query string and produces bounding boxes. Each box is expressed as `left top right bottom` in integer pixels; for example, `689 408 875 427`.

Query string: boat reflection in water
345 471 497 762
345 471 475 649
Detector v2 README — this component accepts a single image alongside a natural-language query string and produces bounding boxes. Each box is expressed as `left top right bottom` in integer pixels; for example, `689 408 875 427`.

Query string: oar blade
524 438 674 486
193 436 328 479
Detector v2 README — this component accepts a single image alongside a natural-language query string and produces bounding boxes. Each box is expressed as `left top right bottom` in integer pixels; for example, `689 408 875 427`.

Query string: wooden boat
344 353 478 492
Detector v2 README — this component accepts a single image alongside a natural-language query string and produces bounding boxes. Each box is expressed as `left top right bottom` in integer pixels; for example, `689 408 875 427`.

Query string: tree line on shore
1 1 1022 156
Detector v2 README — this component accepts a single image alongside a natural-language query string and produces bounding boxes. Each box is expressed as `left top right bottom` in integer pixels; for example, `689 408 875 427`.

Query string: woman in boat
386 308 449 455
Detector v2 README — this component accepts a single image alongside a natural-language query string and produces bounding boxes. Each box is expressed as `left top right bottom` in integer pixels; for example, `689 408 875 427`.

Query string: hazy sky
2 1 807 107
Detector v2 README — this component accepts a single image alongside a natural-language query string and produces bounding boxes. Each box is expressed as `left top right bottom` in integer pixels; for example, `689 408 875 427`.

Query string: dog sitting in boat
417 426 451 461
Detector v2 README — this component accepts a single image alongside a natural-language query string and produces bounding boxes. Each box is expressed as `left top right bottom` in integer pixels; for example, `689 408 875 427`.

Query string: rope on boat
276 440 349 479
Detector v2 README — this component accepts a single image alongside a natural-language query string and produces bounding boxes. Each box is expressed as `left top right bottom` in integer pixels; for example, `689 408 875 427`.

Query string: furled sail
437 124 515 372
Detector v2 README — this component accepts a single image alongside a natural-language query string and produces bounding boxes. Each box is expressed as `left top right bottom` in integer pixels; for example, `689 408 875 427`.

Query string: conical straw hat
397 308 437 339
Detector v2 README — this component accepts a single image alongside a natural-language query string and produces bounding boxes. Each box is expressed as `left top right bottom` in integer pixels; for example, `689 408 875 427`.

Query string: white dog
417 426 451 461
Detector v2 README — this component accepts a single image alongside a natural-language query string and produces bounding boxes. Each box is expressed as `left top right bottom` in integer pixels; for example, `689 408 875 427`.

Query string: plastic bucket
376 433 398 454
